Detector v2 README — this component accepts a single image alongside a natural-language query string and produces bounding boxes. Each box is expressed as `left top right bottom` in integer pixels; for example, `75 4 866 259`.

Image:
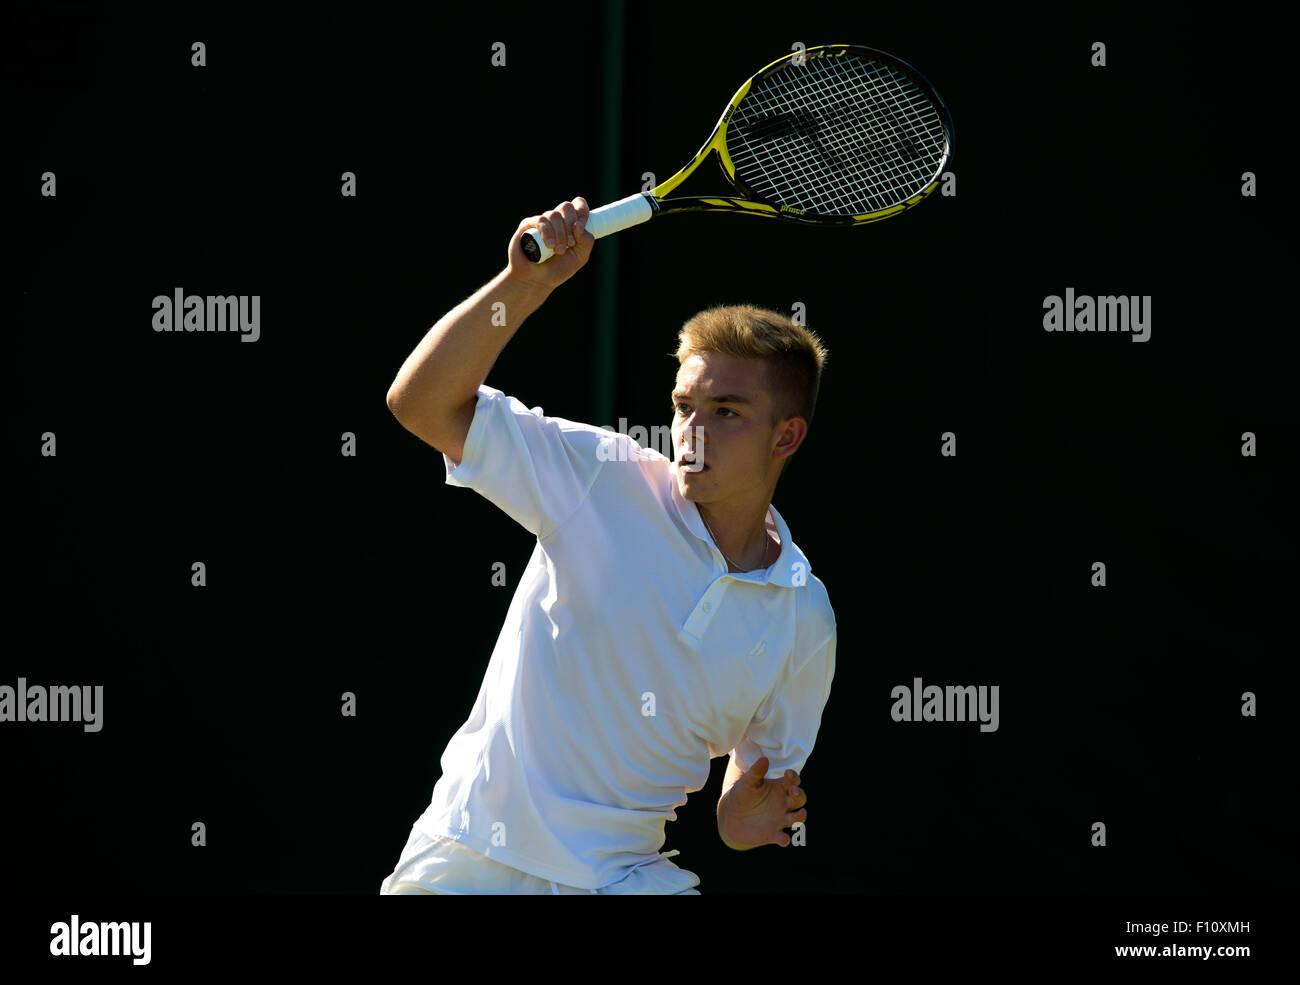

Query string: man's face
670 353 783 504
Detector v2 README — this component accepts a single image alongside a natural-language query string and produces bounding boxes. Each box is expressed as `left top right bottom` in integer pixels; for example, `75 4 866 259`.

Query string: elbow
385 385 406 420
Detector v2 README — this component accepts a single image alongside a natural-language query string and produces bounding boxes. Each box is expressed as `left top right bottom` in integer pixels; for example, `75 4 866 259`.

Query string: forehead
674 353 768 394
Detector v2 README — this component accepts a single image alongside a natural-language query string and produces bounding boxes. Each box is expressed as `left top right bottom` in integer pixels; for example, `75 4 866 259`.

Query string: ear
772 415 807 461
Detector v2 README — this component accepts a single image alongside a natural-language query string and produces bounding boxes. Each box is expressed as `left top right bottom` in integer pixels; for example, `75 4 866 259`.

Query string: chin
677 468 717 499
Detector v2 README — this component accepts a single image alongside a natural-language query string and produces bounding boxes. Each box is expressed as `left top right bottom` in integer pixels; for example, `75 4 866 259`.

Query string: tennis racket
521 42 953 263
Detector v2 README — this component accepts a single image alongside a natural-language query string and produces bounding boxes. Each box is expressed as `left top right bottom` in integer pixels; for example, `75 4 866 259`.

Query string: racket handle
521 193 655 263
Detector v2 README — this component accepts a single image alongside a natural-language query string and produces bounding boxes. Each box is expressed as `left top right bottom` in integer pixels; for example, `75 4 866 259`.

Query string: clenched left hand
717 756 807 850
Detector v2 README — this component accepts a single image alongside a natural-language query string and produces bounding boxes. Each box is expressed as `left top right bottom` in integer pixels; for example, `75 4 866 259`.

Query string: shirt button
703 602 712 612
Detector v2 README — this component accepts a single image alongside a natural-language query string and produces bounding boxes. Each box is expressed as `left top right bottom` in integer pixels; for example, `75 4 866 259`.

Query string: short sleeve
733 628 836 780
443 384 606 540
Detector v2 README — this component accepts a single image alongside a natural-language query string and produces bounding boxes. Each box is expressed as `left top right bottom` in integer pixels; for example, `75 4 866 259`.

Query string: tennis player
380 197 837 894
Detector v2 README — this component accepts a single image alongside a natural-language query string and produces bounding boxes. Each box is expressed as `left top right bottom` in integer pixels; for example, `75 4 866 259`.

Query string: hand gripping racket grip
520 193 655 263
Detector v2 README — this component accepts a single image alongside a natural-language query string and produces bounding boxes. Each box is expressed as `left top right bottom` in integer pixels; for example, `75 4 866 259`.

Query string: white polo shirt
413 384 837 890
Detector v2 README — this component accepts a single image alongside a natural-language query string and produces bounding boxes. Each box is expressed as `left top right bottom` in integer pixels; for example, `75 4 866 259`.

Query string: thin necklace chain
700 509 772 572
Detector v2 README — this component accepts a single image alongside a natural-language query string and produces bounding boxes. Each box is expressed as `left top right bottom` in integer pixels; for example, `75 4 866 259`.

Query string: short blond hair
673 304 829 429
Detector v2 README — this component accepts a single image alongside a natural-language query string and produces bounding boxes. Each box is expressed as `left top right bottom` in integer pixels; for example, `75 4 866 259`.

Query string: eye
674 402 737 417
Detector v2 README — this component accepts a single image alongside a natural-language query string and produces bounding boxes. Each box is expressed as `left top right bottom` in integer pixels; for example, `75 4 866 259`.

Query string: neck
698 501 773 570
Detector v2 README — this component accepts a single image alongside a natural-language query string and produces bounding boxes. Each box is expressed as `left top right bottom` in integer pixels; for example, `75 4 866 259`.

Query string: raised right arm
385 197 593 463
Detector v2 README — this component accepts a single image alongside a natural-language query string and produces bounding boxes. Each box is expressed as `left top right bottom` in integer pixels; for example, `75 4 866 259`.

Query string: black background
4 0 1292 960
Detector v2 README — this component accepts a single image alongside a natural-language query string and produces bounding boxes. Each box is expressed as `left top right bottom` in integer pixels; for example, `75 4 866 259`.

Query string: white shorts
379 826 702 895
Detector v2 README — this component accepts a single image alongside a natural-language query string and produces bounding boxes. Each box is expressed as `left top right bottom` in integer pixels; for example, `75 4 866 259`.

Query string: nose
680 419 705 446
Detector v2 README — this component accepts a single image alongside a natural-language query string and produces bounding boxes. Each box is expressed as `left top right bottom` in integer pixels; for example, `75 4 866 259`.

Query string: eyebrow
671 390 753 405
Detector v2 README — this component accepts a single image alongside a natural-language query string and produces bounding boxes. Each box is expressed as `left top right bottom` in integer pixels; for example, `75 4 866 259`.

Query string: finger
572 197 590 242
558 201 578 247
530 213 554 255
748 757 768 784
552 209 571 255
786 786 804 808
542 209 566 255
784 809 807 827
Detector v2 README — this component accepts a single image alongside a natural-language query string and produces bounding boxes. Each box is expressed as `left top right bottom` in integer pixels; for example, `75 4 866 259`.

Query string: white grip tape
524 193 654 262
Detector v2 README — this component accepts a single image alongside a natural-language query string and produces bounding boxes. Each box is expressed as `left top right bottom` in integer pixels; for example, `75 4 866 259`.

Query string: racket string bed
731 57 942 213
727 53 948 216
733 62 939 213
